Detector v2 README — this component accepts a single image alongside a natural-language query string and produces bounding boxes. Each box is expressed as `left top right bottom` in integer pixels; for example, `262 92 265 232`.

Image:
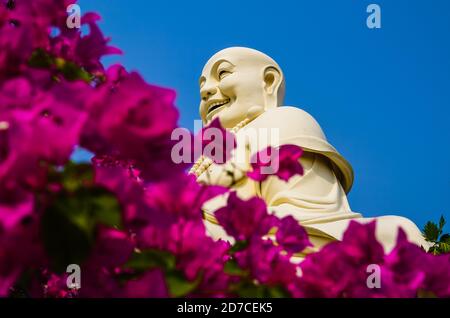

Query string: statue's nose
200 83 217 101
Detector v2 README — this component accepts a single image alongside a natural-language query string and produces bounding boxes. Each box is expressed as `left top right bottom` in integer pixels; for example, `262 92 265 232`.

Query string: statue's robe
198 106 430 255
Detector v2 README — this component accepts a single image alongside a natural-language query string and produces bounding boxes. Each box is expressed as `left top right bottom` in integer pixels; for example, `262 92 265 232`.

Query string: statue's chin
206 102 253 129
206 106 226 123
207 106 240 128
213 114 237 129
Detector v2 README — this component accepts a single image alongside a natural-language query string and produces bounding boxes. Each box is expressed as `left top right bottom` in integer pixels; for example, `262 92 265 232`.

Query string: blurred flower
247 145 304 182
123 269 168 298
82 71 184 181
385 229 450 298
50 12 122 74
215 192 277 242
141 220 231 294
78 226 134 297
235 238 297 287
199 117 236 164
297 221 386 297
43 272 78 298
297 221 450 298
276 216 311 254
145 173 227 223
1 0 449 300
0 0 75 78
0 211 44 297
0 75 88 194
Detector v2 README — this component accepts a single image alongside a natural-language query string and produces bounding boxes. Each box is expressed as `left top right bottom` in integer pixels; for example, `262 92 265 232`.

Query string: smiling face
199 47 284 128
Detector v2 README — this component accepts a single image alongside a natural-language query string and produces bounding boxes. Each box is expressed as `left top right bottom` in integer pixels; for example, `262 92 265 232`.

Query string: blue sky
77 0 450 230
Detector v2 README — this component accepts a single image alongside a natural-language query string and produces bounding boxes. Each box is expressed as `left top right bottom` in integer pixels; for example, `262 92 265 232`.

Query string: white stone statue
191 47 429 255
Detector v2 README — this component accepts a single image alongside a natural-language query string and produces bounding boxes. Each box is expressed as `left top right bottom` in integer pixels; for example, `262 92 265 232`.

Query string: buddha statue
191 47 429 255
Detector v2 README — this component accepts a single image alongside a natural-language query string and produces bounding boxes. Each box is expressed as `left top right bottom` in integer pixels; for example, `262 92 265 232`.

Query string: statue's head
199 47 285 128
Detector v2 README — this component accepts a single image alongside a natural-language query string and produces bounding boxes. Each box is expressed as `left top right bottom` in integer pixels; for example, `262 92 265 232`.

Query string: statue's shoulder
265 106 318 122
250 106 327 141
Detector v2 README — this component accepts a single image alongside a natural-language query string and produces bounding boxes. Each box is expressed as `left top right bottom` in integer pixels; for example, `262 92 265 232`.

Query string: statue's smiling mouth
206 98 231 116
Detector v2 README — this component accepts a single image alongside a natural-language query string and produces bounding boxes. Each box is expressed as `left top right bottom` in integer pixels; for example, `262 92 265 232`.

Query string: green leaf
55 58 92 82
47 187 122 233
89 188 122 228
438 242 450 254
42 204 93 272
10 270 34 298
166 271 200 297
125 249 176 271
417 289 437 298
423 221 440 242
224 259 247 277
29 48 53 68
229 240 249 254
267 285 290 298
61 162 93 192
29 49 93 82
428 245 438 255
50 163 121 228
235 281 267 298
439 233 450 244
438 215 446 233
41 187 121 272
236 283 290 298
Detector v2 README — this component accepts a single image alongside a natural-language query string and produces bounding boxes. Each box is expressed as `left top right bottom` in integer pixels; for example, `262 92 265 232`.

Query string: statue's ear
263 66 282 96
263 66 283 109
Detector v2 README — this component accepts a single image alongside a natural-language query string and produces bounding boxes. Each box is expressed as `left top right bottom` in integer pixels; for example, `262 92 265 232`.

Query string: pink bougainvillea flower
94 161 227 232
385 229 450 298
247 144 304 182
145 173 228 223
78 226 135 297
100 72 178 142
0 213 44 297
51 12 122 74
10 0 74 29
123 269 168 298
215 192 277 242
104 64 129 87
34 93 88 165
199 117 236 164
235 238 298 287
0 192 33 231
97 165 232 295
43 226 135 298
86 226 134 269
93 159 157 232
276 216 311 254
296 221 450 298
0 76 89 195
167 221 229 283
0 22 33 78
0 3 43 77
297 221 386 298
4 0 450 301
40 272 79 298
420 252 450 297
76 13 122 72
82 71 184 181
38 262 167 299
0 0 75 78
140 220 231 295
340 220 386 263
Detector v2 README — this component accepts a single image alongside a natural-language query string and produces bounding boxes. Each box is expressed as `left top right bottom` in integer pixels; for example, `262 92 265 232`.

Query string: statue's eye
218 70 231 80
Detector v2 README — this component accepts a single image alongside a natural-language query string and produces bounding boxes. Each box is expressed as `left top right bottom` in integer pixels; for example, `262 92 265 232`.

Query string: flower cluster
1 1 448 299
296 221 450 298
0 0 184 297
